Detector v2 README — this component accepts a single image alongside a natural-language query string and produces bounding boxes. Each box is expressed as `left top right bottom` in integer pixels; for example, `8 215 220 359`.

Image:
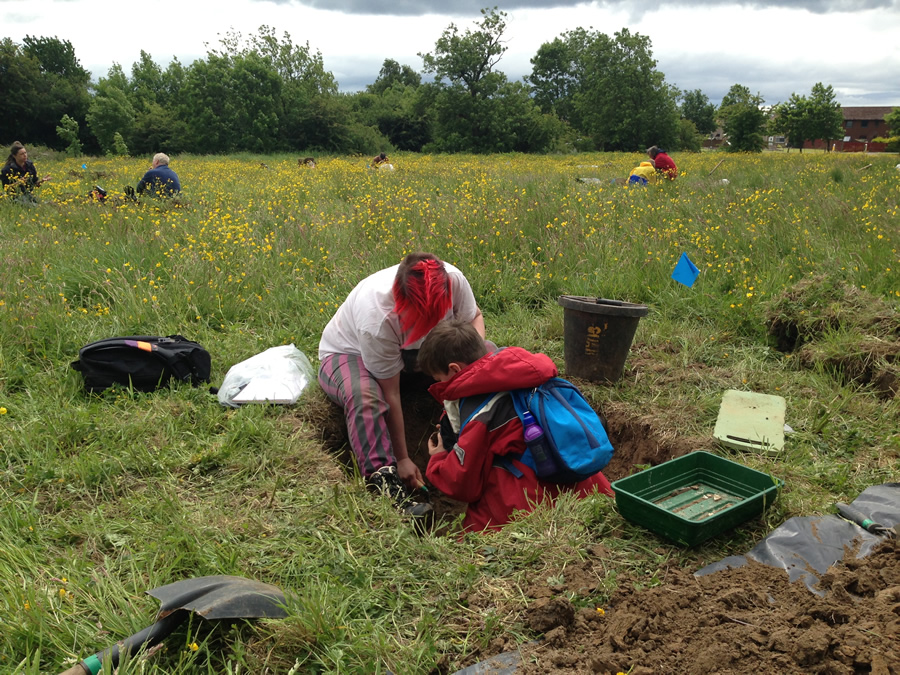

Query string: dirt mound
600 405 704 482
765 275 899 398
765 275 898 351
515 539 900 674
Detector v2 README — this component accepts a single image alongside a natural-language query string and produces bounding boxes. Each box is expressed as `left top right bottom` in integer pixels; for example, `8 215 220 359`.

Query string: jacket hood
429 347 557 402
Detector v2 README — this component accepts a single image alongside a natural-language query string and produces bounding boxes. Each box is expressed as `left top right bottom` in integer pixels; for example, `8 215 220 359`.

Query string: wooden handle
58 665 89 675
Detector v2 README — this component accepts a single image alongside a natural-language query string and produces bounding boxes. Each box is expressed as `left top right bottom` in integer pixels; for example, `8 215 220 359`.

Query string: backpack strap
509 388 534 425
152 343 194 383
492 454 524 478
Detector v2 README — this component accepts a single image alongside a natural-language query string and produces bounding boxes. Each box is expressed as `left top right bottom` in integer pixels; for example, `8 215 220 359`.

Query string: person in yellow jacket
628 160 656 185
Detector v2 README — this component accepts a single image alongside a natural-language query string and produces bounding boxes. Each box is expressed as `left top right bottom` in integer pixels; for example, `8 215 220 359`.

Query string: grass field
0 150 897 673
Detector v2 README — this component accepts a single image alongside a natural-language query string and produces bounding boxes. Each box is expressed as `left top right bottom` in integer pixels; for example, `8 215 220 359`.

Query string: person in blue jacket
136 153 181 197
1 142 51 203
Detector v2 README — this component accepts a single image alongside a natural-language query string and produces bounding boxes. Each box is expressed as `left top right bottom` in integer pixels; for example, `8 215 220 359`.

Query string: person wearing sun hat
318 252 486 517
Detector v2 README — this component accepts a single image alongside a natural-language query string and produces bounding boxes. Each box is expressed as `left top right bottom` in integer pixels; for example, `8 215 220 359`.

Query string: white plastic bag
217 344 315 407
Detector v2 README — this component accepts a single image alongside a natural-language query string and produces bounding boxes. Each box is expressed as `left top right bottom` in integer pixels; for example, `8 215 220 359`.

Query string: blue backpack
509 377 614 483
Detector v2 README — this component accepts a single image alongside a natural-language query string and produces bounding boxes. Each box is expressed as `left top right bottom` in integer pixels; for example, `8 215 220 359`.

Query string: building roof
841 106 895 121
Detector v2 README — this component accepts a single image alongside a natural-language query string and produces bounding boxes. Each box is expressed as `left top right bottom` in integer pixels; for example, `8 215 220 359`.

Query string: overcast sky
3 0 899 107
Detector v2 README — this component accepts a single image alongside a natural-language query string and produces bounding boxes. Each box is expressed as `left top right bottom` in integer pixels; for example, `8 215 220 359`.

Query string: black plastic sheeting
695 483 899 594
451 483 899 674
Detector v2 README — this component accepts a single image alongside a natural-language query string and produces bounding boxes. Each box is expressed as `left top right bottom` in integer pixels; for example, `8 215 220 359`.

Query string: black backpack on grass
71 335 211 393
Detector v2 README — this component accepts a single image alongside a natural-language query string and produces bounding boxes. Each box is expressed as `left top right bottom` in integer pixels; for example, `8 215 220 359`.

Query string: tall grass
0 151 897 673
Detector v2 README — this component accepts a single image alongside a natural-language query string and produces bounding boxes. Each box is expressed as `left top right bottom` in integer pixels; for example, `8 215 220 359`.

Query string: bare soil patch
510 539 900 674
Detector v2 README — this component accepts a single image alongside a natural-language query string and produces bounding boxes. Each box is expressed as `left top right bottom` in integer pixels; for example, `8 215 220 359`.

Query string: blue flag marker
672 252 700 288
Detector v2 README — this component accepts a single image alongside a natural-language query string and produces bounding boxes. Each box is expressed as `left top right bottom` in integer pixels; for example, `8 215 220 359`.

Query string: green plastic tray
611 451 783 546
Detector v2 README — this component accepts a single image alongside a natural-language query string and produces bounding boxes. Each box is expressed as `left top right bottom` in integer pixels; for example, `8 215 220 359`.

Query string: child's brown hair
417 319 488 377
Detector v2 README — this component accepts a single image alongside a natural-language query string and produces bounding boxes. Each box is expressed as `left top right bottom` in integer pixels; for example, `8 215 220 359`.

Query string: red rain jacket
426 347 613 533
654 152 678 179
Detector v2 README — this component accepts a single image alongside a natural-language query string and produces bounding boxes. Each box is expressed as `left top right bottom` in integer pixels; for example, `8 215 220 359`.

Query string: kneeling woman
1 142 51 202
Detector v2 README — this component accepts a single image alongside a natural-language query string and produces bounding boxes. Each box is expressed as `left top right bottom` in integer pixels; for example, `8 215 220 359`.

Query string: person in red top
648 145 677 179
418 319 613 533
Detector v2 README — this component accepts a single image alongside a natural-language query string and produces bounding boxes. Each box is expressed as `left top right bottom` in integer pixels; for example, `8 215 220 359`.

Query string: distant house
806 106 895 152
703 127 726 149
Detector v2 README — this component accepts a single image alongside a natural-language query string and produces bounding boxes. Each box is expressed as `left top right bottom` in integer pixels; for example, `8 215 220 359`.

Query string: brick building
806 106 895 152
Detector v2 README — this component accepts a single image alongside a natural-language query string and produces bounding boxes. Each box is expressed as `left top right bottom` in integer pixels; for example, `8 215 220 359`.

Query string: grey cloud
260 0 898 17
332 50 900 107
657 53 900 106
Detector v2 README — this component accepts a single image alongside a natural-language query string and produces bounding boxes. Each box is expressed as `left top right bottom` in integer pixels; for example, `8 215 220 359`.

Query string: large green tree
0 36 91 149
239 26 345 151
0 38 44 143
770 83 842 152
719 84 766 153
420 7 507 99
127 53 189 154
771 93 811 151
180 51 281 153
351 82 432 152
419 7 558 152
367 59 421 96
806 83 843 149
528 28 678 150
355 60 430 150
425 77 561 153
680 89 717 136
527 28 592 128
575 29 679 151
23 36 92 135
86 66 136 155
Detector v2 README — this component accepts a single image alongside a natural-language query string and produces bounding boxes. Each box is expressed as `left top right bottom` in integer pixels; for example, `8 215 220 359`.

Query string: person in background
647 146 677 179
317 252 487 519
372 152 389 167
1 142 51 203
136 153 181 197
419 319 613 533
628 160 656 186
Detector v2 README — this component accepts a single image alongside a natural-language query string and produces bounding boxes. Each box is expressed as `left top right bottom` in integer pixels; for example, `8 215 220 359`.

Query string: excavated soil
511 539 900 674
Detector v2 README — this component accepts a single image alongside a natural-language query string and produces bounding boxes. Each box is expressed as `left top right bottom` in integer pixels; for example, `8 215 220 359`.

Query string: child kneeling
418 319 613 533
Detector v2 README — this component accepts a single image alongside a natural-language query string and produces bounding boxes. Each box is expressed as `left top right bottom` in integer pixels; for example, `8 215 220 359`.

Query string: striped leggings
318 353 393 478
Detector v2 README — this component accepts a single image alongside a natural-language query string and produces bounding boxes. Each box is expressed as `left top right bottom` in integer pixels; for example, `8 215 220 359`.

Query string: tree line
1 8 863 157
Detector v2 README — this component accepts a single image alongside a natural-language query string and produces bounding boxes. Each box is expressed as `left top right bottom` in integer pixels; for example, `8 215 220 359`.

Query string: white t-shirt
318 262 479 379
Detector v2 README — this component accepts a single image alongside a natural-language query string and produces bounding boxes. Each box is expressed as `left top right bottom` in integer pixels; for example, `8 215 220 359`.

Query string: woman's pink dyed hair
393 253 452 346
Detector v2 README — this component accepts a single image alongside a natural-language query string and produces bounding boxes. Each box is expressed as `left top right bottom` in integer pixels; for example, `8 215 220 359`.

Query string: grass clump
764 275 899 398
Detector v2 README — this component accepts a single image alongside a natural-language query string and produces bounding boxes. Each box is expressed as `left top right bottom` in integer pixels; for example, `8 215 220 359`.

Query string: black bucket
557 296 649 383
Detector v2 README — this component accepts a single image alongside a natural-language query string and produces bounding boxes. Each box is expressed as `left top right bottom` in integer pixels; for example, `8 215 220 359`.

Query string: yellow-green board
713 389 786 455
